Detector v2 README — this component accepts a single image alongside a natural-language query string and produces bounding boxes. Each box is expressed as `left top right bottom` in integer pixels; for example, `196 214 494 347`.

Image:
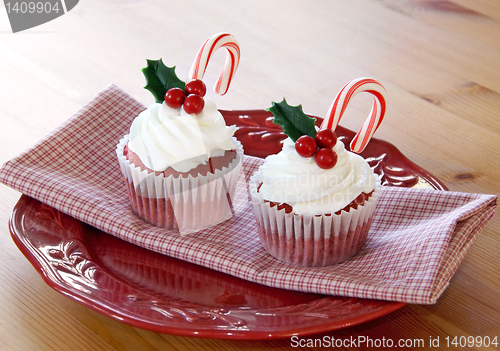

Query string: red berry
315 148 338 169
295 135 317 158
164 88 185 109
185 79 207 97
183 94 205 114
315 129 338 148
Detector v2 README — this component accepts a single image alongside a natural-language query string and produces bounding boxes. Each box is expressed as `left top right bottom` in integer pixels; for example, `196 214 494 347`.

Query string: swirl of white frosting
128 95 236 172
257 137 379 215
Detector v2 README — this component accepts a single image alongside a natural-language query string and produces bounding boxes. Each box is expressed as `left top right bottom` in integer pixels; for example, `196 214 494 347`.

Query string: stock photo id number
3 0 78 32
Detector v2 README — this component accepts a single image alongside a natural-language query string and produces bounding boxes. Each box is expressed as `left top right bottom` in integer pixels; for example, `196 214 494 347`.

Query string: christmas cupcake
249 78 386 266
116 33 243 234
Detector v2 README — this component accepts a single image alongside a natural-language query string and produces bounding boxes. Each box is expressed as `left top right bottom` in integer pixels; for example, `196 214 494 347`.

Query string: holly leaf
266 99 317 142
142 59 185 103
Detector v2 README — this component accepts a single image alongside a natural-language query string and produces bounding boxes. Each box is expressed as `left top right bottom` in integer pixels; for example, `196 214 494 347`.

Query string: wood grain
0 0 499 349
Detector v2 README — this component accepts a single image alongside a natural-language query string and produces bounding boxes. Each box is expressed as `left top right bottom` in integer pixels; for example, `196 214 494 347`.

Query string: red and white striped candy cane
321 77 387 153
188 33 240 95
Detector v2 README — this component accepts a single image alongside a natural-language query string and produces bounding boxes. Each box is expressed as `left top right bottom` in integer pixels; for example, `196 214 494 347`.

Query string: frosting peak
128 95 236 173
257 138 379 215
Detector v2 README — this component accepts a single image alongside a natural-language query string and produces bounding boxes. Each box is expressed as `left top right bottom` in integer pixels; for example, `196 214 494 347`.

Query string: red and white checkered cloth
1 85 497 304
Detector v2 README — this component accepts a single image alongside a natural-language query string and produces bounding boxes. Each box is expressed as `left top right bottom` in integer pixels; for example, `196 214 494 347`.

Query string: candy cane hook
188 33 240 95
321 77 387 153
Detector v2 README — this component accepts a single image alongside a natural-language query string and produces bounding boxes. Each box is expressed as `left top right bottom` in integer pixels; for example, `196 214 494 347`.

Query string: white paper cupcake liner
116 135 243 235
249 172 381 266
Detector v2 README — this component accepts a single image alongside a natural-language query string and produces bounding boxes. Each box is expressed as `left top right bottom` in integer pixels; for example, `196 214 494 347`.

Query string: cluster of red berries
164 79 207 115
295 129 339 169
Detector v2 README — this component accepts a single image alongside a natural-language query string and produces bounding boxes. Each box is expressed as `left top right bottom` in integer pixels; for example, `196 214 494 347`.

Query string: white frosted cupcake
250 80 387 266
117 33 243 234
250 137 381 267
117 95 243 234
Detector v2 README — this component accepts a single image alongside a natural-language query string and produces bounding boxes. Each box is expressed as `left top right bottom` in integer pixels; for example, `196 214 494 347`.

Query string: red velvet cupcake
250 92 384 266
116 33 243 234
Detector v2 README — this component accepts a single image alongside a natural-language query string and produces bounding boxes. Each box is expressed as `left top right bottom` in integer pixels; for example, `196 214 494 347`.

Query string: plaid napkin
1 85 496 304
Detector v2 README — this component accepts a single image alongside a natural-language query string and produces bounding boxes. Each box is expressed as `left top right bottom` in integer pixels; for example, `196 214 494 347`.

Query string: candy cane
188 33 240 96
321 77 387 153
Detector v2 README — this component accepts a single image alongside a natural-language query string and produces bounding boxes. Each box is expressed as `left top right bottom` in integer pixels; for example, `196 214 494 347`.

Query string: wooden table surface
1 0 499 350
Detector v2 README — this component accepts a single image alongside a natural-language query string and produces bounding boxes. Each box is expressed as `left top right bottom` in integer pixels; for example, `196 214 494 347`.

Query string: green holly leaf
266 99 317 142
142 59 185 103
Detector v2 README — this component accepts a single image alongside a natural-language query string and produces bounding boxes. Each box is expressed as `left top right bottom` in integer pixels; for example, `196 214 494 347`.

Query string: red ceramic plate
9 110 447 339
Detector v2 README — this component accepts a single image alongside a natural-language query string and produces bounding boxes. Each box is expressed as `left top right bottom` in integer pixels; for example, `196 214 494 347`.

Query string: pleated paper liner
249 172 382 266
117 135 244 235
